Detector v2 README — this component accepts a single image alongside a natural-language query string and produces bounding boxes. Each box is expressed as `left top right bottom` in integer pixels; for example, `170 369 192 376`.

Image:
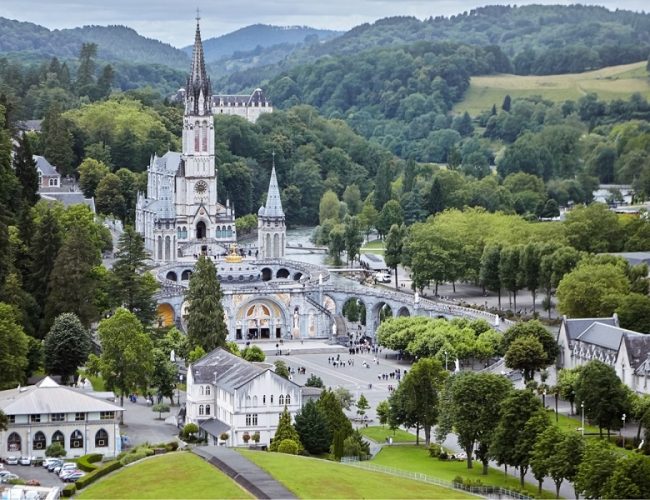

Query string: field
239 449 472 499
360 425 417 443
76 452 251 499
361 239 385 254
372 445 556 499
454 61 650 115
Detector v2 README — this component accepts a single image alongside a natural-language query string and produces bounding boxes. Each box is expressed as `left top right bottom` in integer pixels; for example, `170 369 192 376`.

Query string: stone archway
397 306 410 317
276 268 290 279
235 298 287 341
342 297 367 326
196 221 206 239
166 271 178 282
157 303 175 327
322 295 336 314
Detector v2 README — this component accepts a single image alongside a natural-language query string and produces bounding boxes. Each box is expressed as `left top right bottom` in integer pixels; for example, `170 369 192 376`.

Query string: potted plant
219 432 229 445
252 432 261 444
243 433 251 444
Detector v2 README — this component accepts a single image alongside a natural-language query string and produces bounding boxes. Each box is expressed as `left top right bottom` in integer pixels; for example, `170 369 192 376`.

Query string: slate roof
562 316 618 341
192 348 266 391
576 322 640 351
40 192 95 212
153 152 182 174
213 88 270 106
0 377 123 415
33 155 59 177
199 418 230 437
624 335 650 370
259 166 284 218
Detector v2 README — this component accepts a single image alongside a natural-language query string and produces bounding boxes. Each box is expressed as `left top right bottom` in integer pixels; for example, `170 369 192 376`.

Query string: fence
340 460 531 500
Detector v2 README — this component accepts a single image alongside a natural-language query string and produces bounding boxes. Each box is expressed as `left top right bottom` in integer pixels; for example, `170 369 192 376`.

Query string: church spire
264 153 284 218
186 14 211 116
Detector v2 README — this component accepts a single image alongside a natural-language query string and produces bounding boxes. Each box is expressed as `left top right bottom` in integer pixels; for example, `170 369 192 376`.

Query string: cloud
3 0 648 47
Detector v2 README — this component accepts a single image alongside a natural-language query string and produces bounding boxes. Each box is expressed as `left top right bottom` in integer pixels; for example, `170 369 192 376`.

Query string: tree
317 389 353 441
13 134 39 207
556 368 581 415
385 224 405 289
305 374 324 388
78 158 110 199
40 104 74 176
531 426 584 498
438 372 511 472
241 345 265 362
43 313 91 384
343 215 363 265
343 430 370 459
563 203 624 253
95 173 126 220
575 360 630 437
274 360 290 379
356 394 370 417
557 262 630 318
319 190 340 224
505 336 547 382
376 400 390 427
491 390 548 488
575 439 617 499
616 293 650 333
376 200 403 239
76 43 97 94
522 243 542 312
43 224 101 332
601 454 650 500
151 348 178 406
333 387 354 411
110 226 158 325
45 442 66 458
499 245 524 311
342 184 362 215
374 161 392 211
152 403 170 420
0 303 29 390
93 308 154 422
295 399 331 455
502 321 559 372
427 176 445 215
185 256 227 351
480 244 502 309
270 406 303 453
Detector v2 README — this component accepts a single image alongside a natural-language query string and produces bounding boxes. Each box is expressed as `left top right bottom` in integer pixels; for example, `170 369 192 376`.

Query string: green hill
454 61 650 116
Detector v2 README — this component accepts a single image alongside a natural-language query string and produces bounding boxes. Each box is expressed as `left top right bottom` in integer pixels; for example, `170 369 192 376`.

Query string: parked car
0 473 20 483
57 463 77 477
43 458 61 468
6 456 18 466
374 271 391 283
47 460 64 472
63 471 85 482
19 456 32 466
0 470 14 478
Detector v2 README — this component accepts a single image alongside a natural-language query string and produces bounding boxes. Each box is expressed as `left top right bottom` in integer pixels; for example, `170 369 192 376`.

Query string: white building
257 163 286 259
0 377 123 461
557 315 650 395
185 348 302 446
136 21 236 263
211 89 273 123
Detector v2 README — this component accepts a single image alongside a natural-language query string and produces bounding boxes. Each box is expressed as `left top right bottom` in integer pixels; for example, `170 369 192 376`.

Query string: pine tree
0 303 29 390
317 389 353 442
13 134 39 207
374 161 392 211
43 224 101 332
270 406 303 452
76 43 97 96
356 394 370 416
295 400 331 454
427 177 444 215
44 313 91 384
28 208 62 330
40 104 74 176
186 255 227 351
110 226 158 325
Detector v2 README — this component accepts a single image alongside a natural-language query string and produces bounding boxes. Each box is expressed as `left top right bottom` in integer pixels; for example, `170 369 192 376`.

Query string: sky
3 0 648 48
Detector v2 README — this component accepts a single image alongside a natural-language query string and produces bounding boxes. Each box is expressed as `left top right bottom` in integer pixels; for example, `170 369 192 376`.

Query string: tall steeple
263 157 284 218
186 12 211 116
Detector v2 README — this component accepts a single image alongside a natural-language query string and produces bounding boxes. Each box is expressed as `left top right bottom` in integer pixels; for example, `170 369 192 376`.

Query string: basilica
135 21 272 264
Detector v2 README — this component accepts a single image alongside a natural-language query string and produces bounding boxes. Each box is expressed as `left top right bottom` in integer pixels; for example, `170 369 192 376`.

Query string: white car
5 457 18 466
0 473 19 483
42 458 61 468
19 456 32 466
57 463 77 477
375 272 391 283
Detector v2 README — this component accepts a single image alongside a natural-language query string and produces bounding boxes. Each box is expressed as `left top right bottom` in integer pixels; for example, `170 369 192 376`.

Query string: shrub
183 423 199 439
439 451 449 460
120 450 147 466
305 374 324 388
220 432 229 441
165 441 179 452
75 460 123 490
278 439 299 455
243 433 251 443
62 484 77 497
452 476 465 486
45 442 67 458
252 432 260 443
428 443 442 457
77 453 103 472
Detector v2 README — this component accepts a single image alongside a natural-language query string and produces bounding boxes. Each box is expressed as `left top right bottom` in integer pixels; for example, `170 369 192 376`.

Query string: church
136 21 240 262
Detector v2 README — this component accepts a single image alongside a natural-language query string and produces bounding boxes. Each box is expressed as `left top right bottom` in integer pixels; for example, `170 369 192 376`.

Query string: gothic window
286 394 291 405
157 236 163 260
33 431 46 450
279 395 284 405
52 431 65 446
194 121 200 152
199 405 204 416
95 429 109 448
270 395 274 404
263 395 266 404
200 386 204 396
205 386 211 396
205 405 211 415
7 432 21 452
202 121 208 151
70 430 83 449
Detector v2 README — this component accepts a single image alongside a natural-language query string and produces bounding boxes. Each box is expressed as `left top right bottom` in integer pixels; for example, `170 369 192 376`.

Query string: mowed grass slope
238 449 472 499
77 452 251 499
454 61 650 115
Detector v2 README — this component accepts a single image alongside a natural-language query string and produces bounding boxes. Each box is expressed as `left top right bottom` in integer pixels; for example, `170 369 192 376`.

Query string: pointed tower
258 157 286 259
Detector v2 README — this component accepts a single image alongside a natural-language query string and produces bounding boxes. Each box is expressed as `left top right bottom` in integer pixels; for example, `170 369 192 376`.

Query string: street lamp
542 389 547 409
581 402 585 436
622 413 627 448
444 350 448 371
177 374 184 407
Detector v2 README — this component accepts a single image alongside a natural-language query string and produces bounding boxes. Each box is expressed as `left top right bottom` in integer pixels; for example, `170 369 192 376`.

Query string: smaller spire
264 155 284 218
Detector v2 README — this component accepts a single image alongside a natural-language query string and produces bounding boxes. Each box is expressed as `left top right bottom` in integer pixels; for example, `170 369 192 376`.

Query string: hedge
120 450 147 466
62 484 77 497
77 453 103 472
75 460 123 490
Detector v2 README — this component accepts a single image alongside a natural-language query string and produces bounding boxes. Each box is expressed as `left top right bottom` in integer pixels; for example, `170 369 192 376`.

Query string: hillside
454 61 650 116
0 18 189 70
190 24 341 63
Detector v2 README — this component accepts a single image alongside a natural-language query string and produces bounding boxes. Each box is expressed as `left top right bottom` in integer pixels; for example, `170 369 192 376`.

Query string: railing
341 461 531 499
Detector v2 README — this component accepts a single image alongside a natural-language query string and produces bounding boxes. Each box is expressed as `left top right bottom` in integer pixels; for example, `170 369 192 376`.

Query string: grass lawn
77 452 251 499
361 425 417 443
550 411 600 435
239 449 472 499
361 240 385 254
372 446 556 499
453 61 650 115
